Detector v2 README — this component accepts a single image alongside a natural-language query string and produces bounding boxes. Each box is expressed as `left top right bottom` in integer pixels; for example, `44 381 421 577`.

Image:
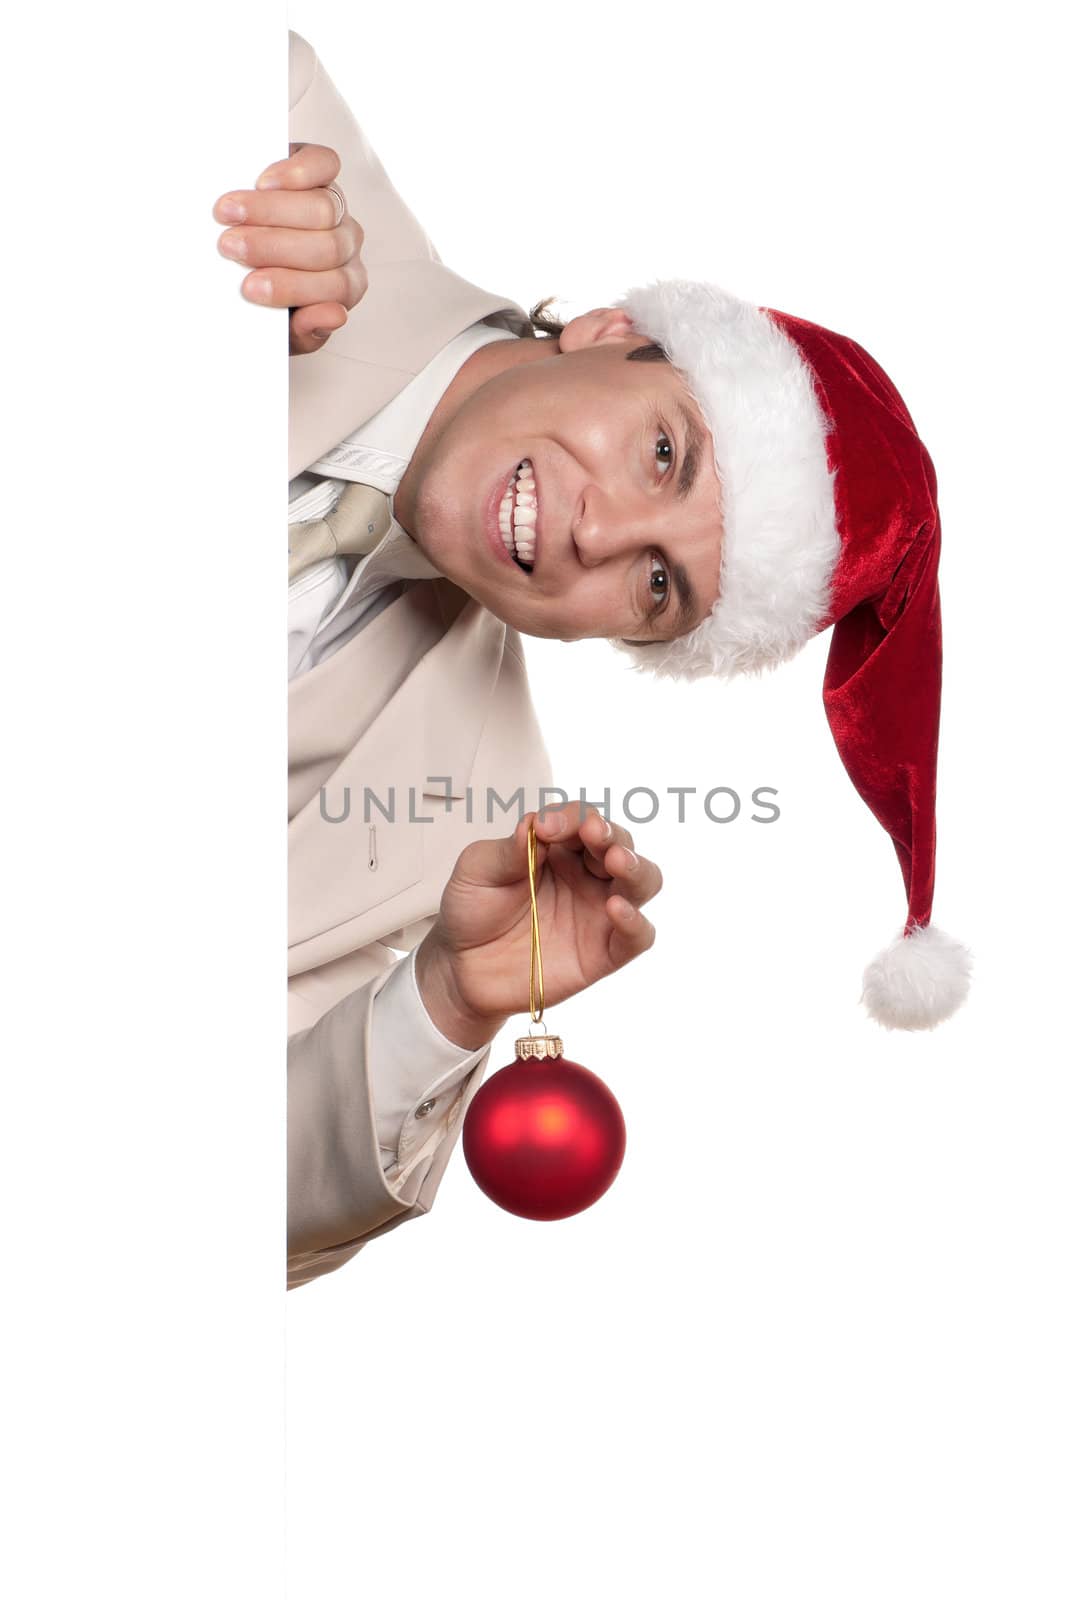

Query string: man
220 34 673 1291
215 33 969 1289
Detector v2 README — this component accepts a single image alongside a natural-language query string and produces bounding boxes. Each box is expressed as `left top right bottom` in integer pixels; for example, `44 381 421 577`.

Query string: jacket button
414 1098 437 1119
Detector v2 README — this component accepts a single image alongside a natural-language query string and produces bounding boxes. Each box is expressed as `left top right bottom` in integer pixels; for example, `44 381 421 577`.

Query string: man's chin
460 586 553 639
446 569 582 641
487 605 578 643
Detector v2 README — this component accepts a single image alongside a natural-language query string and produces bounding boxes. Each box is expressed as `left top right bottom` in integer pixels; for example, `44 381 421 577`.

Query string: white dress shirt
289 318 516 677
289 319 519 1190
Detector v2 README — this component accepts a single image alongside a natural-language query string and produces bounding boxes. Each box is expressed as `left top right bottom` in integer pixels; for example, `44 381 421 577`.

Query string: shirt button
414 1098 437 1119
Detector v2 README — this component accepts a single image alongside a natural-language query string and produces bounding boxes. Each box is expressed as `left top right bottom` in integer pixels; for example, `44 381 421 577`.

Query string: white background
5 2 1088 1596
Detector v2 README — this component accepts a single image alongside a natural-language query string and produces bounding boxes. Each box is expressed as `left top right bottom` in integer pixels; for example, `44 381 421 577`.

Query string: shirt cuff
370 945 489 1189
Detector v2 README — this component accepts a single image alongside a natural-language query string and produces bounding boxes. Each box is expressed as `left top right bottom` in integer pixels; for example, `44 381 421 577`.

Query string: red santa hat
614 280 971 1030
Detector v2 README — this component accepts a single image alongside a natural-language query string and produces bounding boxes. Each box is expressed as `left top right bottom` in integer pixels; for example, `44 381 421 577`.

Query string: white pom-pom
862 924 972 1030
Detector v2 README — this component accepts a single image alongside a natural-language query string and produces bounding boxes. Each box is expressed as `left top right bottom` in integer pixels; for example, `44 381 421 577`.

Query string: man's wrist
414 937 505 1052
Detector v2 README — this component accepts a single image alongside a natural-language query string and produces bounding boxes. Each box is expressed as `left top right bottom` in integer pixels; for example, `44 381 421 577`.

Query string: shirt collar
303 319 518 495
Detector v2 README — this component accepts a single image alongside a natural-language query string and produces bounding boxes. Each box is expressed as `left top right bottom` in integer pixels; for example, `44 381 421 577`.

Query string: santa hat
614 280 971 1030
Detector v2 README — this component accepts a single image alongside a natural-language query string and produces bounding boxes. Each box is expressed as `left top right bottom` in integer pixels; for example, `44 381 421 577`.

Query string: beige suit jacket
287 33 552 1288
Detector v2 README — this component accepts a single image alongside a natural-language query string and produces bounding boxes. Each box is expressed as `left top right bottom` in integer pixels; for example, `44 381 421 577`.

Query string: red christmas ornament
462 1035 626 1220
461 822 627 1221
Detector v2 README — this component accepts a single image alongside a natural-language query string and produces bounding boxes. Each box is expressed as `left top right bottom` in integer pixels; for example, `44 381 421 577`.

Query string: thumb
289 303 348 355
453 813 550 890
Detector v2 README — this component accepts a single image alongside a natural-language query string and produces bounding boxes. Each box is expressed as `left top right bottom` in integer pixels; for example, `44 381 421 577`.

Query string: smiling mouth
498 459 538 572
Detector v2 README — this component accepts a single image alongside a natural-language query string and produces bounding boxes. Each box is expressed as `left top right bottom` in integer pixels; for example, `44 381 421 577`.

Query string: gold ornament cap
514 1033 565 1061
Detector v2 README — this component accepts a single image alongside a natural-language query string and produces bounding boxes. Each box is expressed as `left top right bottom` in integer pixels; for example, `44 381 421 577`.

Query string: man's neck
393 336 559 532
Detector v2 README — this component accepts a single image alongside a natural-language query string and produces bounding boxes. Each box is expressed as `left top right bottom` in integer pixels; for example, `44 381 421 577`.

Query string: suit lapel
288 582 509 973
288 266 528 481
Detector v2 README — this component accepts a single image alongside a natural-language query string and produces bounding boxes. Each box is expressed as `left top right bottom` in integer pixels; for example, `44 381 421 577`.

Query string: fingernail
617 899 636 920
255 173 282 190
218 199 246 223
219 233 247 261
312 327 335 340
620 847 638 871
243 275 273 303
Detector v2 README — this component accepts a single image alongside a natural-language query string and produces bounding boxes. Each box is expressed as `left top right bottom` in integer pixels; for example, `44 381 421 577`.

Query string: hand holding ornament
414 804 661 1052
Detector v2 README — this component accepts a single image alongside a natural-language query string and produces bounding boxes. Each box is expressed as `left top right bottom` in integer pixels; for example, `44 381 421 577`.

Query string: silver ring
326 185 346 227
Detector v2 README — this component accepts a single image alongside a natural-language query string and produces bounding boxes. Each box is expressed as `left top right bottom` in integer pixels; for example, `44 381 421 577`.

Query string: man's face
400 311 723 644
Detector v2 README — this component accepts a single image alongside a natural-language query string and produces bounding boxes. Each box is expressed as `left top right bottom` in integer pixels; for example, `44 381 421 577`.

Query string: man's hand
212 143 367 355
415 805 662 1051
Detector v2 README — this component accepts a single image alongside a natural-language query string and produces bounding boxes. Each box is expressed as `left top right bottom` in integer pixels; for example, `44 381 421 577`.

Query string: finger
605 896 657 969
580 850 613 883
537 805 632 886
563 809 631 880
218 219 363 272
239 261 368 311
575 812 634 872
213 187 355 231
602 842 664 908
289 303 348 355
535 800 615 852
533 808 654 901
256 143 341 190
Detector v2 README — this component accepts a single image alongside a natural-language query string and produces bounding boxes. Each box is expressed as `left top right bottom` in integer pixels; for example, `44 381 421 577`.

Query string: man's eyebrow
671 561 699 634
676 400 706 501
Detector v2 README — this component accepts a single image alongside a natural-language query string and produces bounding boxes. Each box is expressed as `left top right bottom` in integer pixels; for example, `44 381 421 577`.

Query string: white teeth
500 460 538 565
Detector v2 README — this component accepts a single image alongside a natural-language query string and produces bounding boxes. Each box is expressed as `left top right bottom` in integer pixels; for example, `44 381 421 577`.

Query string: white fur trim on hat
612 281 840 680
862 924 973 1031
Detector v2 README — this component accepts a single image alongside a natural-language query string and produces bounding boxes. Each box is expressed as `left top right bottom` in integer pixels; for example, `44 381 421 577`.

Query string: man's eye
654 432 673 475
649 554 670 608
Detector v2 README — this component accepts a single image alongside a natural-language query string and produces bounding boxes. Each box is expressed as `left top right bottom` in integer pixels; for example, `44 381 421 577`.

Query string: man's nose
571 484 660 566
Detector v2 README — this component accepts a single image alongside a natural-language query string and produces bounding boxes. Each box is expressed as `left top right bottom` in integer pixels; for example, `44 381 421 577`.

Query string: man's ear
558 307 635 354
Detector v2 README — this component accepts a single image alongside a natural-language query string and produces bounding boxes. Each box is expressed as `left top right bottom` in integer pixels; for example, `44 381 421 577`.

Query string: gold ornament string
527 826 546 1024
